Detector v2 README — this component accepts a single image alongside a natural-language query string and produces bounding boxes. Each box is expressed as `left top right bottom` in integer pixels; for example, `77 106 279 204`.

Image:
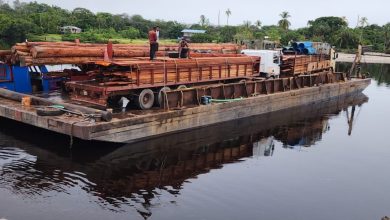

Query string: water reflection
337 63 390 86
0 92 368 218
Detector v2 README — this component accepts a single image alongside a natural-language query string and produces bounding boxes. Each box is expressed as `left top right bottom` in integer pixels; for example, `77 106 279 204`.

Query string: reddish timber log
0 50 11 56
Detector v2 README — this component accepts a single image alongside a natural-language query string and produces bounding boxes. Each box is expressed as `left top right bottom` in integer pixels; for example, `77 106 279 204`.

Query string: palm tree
384 23 390 50
278 11 291 31
200 15 208 27
226 9 232 26
243 20 251 29
337 28 355 48
255 20 262 29
359 17 368 27
359 17 368 43
341 16 348 25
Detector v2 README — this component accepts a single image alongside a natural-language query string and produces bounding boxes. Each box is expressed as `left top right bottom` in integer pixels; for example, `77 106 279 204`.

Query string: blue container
303 47 317 55
298 41 313 49
0 64 32 93
12 66 32 93
292 42 299 49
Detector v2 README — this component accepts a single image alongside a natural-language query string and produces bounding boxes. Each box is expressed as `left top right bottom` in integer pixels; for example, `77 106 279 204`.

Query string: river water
0 63 389 220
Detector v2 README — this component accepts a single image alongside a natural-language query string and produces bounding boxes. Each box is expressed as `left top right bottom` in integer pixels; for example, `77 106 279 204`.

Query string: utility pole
356 15 360 28
218 10 220 27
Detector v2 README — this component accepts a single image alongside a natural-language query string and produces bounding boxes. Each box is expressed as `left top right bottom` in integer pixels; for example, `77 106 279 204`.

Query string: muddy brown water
0 63 389 220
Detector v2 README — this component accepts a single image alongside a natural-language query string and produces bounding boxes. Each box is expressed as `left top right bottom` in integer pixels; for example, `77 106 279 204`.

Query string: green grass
27 34 63 42
111 38 177 44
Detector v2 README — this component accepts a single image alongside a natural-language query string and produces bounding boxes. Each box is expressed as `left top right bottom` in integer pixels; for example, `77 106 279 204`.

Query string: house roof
181 29 206 34
61 26 82 30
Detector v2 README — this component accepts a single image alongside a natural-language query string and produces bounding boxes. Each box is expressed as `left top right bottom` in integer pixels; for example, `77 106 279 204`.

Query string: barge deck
0 77 370 143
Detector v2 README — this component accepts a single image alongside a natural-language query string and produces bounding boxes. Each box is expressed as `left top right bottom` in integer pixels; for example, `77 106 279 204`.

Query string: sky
20 0 389 28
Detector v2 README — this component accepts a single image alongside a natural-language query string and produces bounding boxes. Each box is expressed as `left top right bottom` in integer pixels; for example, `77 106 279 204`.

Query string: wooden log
0 88 112 121
31 47 106 58
11 45 29 53
0 50 12 57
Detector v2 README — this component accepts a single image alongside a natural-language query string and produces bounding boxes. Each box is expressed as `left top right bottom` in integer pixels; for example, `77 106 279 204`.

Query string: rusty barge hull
0 78 370 143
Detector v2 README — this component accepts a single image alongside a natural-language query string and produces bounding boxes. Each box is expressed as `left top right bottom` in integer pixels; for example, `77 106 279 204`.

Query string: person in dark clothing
178 37 190 58
148 26 158 60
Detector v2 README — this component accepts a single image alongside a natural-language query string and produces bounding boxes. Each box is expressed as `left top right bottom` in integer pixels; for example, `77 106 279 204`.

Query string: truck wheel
156 87 171 107
135 89 155 110
177 85 187 90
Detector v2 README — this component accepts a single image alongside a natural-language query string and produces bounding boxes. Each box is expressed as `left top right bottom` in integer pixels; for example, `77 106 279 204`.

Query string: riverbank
337 53 390 64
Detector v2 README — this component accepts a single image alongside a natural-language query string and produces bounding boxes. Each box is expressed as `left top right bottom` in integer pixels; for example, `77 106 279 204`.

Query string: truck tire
36 107 64 117
177 85 187 90
156 87 171 107
135 89 155 110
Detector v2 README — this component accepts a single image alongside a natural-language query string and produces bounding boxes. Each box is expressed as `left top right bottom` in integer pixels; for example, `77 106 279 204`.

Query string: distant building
60 26 82 34
181 29 206 38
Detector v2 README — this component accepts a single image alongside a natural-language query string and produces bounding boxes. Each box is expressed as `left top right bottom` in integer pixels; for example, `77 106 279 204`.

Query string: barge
0 74 370 143
0 41 370 143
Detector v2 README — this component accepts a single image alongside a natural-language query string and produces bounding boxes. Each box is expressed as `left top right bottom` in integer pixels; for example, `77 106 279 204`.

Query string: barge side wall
91 79 370 142
0 79 370 143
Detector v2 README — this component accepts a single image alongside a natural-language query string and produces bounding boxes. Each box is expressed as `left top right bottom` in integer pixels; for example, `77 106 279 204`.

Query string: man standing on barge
148 26 159 60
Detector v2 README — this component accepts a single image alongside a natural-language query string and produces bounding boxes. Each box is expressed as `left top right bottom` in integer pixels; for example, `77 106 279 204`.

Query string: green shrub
62 32 108 43
120 27 140 39
190 34 214 43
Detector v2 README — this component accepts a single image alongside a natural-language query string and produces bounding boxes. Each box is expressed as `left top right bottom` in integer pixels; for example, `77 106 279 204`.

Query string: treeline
0 1 389 53
0 1 187 46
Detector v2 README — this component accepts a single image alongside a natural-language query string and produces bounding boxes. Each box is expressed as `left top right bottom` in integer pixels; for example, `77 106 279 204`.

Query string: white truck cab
241 49 281 78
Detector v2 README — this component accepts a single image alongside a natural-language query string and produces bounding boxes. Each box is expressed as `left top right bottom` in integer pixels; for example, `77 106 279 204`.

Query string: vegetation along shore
0 1 389 54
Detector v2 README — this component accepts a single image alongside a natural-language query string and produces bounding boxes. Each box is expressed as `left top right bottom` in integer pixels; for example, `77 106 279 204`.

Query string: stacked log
3 42 244 66
281 54 331 75
0 50 12 63
90 56 260 86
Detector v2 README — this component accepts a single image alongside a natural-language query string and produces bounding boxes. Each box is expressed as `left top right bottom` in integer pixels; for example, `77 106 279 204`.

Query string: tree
384 23 390 51
359 17 368 28
71 8 96 30
129 14 152 38
164 21 186 39
307 16 348 45
243 20 251 29
225 8 231 26
219 26 237 42
359 17 369 43
341 16 348 25
120 27 140 39
278 11 291 31
255 20 262 29
199 15 209 27
191 33 214 43
262 25 283 41
234 28 254 42
96 12 114 30
0 14 38 46
280 30 304 45
335 28 359 49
